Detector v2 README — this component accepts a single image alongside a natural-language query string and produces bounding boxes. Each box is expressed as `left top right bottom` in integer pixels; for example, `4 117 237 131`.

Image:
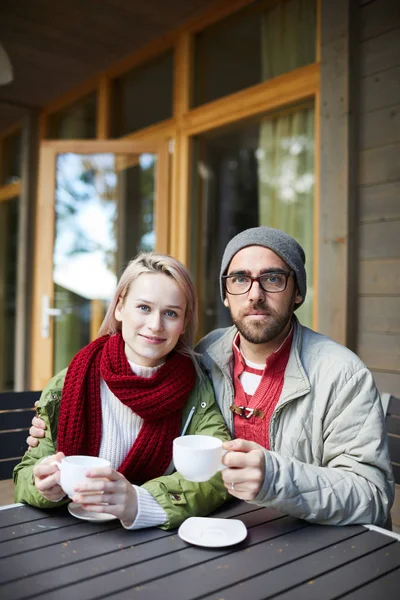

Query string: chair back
383 394 400 485
0 390 41 480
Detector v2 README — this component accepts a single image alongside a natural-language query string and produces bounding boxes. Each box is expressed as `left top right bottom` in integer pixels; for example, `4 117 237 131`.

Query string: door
31 140 169 390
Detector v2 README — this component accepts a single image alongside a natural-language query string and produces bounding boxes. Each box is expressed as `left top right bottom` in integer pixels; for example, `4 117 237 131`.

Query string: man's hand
27 401 46 450
221 439 266 500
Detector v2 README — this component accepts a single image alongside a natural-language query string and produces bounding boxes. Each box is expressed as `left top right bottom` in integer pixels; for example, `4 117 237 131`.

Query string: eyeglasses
222 271 294 295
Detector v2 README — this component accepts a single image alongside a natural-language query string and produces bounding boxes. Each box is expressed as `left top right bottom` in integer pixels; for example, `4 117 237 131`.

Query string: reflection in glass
191 105 315 336
53 152 156 373
0 196 18 390
194 0 316 107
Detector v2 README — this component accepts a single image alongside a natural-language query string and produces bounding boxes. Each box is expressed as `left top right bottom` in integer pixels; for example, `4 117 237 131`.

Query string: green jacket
13 369 231 530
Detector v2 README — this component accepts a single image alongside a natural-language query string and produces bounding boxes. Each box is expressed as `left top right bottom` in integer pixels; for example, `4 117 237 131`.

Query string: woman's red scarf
57 333 196 484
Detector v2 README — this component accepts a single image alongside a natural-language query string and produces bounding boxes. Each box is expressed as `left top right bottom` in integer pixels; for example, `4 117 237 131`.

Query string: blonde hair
99 252 200 370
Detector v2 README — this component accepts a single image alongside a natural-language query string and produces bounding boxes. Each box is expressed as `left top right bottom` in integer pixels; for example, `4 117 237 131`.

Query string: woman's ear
114 297 123 322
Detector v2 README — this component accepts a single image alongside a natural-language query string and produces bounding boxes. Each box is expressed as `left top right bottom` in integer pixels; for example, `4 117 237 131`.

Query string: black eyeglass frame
222 270 294 295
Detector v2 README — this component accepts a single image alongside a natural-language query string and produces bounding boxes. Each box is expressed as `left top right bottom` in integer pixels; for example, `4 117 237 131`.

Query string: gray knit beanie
220 226 306 308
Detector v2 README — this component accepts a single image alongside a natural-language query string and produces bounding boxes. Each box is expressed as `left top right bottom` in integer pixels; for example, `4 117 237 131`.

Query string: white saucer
178 517 247 548
68 502 117 523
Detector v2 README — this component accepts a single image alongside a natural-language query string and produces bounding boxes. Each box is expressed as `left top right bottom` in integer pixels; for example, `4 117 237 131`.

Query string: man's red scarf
57 333 196 484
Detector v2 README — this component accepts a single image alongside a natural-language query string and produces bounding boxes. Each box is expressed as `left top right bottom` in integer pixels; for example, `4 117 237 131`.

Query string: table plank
274 541 400 599
0 509 298 600
202 530 395 600
54 523 362 600
339 566 400 599
0 513 80 544
0 504 61 527
0 519 121 559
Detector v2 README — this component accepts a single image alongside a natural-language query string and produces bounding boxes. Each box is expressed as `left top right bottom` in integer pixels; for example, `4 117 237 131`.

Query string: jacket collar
206 317 311 403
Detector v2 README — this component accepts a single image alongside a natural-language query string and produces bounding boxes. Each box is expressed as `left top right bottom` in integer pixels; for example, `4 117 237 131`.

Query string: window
112 51 174 136
191 104 315 335
193 0 316 106
47 93 97 139
1 131 21 185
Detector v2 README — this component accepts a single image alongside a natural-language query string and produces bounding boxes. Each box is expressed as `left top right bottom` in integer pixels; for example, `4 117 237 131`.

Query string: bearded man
196 227 394 527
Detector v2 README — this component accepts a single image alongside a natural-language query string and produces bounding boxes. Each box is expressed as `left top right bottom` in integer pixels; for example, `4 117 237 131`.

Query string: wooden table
1 500 399 599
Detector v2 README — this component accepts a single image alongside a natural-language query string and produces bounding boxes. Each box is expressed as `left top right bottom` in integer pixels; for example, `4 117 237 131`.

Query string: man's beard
231 299 293 345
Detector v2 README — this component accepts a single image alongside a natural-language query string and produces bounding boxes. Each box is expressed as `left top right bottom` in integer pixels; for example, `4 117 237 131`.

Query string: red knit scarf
57 333 196 484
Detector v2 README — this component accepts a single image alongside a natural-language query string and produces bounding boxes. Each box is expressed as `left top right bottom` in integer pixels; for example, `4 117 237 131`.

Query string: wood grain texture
359 221 400 260
359 142 400 185
359 105 400 150
371 369 400 396
359 259 400 295
357 331 400 371
318 0 351 344
359 181 400 222
360 65 400 114
360 27 400 77
360 0 400 41
358 296 400 333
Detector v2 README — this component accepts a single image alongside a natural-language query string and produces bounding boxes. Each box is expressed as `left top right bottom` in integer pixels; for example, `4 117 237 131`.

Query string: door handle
41 295 62 339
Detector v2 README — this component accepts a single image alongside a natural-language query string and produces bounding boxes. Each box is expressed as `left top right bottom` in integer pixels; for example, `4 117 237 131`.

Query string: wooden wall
356 0 400 396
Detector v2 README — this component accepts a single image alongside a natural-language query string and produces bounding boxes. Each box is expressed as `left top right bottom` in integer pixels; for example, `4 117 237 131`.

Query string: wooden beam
154 142 171 255
174 32 192 117
31 146 57 390
97 76 112 139
120 119 176 142
0 182 21 203
170 134 191 264
181 63 320 135
39 139 165 154
312 90 321 332
318 0 352 345
90 300 104 341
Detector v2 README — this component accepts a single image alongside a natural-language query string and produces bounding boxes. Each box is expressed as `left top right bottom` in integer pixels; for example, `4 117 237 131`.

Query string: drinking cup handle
51 460 63 471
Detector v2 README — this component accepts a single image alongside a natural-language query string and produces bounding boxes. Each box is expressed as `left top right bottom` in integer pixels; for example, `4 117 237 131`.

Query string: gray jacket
196 318 394 526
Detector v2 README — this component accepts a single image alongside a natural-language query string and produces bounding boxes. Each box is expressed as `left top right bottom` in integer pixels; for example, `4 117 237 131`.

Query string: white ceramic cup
173 435 227 482
52 455 111 498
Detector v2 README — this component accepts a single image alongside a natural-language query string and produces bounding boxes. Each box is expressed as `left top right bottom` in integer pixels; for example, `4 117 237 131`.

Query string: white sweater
99 359 168 530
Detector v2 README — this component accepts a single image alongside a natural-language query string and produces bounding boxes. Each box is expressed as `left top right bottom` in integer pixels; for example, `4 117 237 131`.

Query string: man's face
223 246 303 345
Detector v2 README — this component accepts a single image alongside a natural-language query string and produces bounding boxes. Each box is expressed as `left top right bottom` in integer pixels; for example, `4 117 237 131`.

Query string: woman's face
114 273 187 367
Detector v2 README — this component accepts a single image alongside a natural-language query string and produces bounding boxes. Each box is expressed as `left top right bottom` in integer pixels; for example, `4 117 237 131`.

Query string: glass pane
112 51 173 136
191 104 315 335
0 196 18 390
53 152 156 373
1 131 21 184
193 0 316 107
47 93 97 139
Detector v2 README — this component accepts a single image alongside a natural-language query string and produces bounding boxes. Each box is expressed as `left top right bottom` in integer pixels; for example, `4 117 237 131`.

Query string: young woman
14 252 230 530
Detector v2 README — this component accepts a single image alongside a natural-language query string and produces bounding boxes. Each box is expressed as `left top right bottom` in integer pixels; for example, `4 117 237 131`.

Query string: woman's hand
27 401 46 450
221 439 266 500
33 452 66 501
71 467 138 526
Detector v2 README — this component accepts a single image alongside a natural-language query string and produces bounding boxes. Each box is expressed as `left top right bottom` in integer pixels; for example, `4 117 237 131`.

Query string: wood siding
356 0 400 397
